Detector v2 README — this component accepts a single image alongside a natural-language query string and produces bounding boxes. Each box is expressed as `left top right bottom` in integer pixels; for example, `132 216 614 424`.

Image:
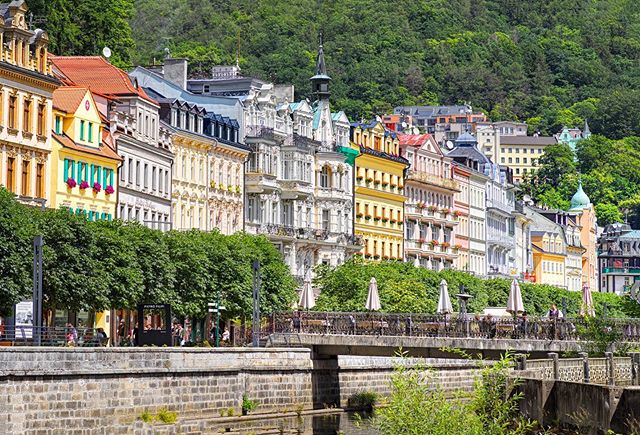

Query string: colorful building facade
352 120 408 260
569 182 598 290
399 133 459 270
50 87 120 219
0 1 58 206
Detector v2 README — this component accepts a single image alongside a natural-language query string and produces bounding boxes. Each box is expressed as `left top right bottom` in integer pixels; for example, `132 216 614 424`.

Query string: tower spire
310 31 331 100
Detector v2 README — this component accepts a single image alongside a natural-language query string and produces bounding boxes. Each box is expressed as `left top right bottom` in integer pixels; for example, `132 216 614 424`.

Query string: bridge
264 312 640 359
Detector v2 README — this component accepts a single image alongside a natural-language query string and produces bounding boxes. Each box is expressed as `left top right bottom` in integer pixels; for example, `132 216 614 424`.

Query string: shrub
348 391 378 410
156 408 177 424
242 394 258 414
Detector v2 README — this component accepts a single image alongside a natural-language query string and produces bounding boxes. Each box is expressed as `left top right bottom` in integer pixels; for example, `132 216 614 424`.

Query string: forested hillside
23 0 640 222
26 0 640 138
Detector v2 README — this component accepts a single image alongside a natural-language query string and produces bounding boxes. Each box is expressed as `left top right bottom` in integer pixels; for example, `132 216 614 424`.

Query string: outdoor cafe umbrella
298 277 315 310
506 279 525 315
365 277 381 311
580 283 595 317
437 279 453 315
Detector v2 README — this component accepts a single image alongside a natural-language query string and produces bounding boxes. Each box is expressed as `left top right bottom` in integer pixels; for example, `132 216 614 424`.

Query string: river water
206 411 379 434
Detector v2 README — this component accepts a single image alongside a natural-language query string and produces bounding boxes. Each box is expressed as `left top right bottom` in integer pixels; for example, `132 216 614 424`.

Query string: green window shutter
109 169 114 186
88 211 94 220
103 167 108 187
64 159 69 179
88 123 93 143
84 163 88 182
70 160 76 179
107 213 112 221
80 120 85 141
97 166 102 186
101 212 106 220
77 162 83 181
90 164 94 184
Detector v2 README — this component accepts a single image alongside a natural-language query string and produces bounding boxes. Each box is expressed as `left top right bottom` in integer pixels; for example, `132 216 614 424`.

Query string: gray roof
500 136 557 145
394 105 473 118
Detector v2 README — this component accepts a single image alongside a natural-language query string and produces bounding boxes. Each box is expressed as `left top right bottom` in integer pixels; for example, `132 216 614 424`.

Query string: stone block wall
0 348 313 434
337 356 481 408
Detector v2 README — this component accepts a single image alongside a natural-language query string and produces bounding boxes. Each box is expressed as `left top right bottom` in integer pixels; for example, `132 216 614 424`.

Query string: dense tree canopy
123 0 640 132
521 134 640 226
0 188 297 319
314 259 640 318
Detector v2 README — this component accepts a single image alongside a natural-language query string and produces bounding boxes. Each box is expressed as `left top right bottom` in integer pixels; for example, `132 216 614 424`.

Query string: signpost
252 260 261 347
32 235 43 345
208 300 225 347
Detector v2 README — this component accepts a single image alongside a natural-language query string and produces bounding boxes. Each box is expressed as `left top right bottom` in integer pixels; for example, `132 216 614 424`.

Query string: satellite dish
102 46 112 59
445 140 454 150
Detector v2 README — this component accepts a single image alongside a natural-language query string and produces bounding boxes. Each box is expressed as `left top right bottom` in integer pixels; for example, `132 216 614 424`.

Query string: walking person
66 323 78 347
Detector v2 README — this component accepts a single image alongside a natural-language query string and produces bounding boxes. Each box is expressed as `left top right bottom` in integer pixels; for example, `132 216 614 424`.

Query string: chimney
164 58 188 90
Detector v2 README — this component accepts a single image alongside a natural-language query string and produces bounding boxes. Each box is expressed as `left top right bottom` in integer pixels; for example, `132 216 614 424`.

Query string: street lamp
455 284 473 337
208 300 225 347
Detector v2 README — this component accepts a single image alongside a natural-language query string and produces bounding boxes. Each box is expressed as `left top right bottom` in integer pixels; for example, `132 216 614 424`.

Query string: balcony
316 186 351 201
406 170 459 191
109 111 135 135
487 232 515 249
405 239 458 259
245 126 281 143
245 171 279 193
280 180 313 200
355 177 405 196
405 203 459 227
486 198 514 216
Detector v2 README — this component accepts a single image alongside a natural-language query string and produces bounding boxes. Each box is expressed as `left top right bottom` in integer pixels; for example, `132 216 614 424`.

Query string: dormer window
54 116 62 134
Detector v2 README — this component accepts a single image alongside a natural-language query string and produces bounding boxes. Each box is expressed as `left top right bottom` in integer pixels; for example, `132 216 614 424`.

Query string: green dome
570 182 591 210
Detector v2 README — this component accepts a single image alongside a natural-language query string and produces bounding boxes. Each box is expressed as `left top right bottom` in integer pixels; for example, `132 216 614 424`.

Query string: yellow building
0 0 59 206
50 86 121 220
498 136 557 183
351 120 409 260
532 231 566 288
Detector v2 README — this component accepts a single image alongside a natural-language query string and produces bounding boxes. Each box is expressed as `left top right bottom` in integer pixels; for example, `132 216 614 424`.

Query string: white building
485 164 516 277
446 132 489 276
182 43 359 281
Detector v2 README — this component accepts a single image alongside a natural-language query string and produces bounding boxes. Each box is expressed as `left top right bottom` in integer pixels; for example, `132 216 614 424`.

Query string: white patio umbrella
413 255 420 267
580 283 595 317
506 279 525 315
437 279 453 315
365 277 381 311
298 277 315 310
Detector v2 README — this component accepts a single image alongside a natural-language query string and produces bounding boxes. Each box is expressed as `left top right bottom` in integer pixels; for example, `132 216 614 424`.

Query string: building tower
310 33 331 100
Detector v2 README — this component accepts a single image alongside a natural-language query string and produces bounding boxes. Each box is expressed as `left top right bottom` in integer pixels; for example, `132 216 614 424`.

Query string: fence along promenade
266 311 640 342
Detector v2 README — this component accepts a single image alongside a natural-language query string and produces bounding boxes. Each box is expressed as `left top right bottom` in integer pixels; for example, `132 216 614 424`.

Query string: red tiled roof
52 86 89 114
50 56 157 105
398 133 433 146
53 132 122 162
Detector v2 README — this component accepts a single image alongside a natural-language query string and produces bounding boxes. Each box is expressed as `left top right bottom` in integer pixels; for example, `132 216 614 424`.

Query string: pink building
452 164 471 271
399 134 459 270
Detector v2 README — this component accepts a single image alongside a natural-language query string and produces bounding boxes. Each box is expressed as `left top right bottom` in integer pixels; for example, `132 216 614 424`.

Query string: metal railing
0 326 107 347
266 312 640 342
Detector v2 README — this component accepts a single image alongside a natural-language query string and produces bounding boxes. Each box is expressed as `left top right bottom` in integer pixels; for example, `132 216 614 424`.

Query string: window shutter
70 160 76 180
97 166 102 186
109 169 114 186
64 159 69 179
88 211 94 220
77 162 83 182
90 164 95 184
101 212 106 220
107 213 112 221
103 168 108 187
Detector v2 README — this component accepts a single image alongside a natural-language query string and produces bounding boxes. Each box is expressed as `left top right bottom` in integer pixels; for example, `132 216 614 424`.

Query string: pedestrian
222 327 230 343
547 304 560 318
117 319 126 346
96 327 109 346
348 314 356 335
292 311 301 333
66 323 78 347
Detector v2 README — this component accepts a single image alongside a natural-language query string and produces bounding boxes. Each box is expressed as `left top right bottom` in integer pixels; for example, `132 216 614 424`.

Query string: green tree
0 188 34 315
594 203 623 226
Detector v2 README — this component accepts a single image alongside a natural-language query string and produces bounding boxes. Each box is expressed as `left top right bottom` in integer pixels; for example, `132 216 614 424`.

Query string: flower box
441 242 450 248
356 176 364 181
356 213 364 218
427 205 438 212
441 208 451 215
374 180 381 185
453 210 462 217
381 218 389 223
430 240 439 246
92 182 102 193
373 216 381 221
381 182 389 187
366 177 374 183
365 215 372 220
79 180 89 190
105 185 115 195
373 255 380 260
66 178 77 188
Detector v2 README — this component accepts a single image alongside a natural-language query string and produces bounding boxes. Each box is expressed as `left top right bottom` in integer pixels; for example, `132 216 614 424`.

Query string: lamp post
208 299 225 348
455 284 473 337
252 260 261 347
32 235 44 346
561 297 568 318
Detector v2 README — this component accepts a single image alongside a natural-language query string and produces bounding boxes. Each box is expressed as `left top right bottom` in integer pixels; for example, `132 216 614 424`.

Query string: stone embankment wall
0 348 314 434
336 356 480 407
0 348 481 434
